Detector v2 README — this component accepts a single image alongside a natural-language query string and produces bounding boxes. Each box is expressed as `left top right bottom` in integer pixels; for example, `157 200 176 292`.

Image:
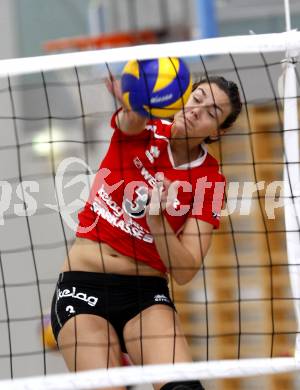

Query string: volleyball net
1 31 300 389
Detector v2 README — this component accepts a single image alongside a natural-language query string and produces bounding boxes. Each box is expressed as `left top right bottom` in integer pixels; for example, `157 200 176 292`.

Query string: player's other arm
148 216 213 285
105 77 147 135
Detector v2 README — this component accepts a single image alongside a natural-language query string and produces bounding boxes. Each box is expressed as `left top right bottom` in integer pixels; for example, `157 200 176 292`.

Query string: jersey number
123 186 149 218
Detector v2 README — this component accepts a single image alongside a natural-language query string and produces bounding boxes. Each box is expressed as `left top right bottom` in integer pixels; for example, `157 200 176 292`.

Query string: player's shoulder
146 118 172 140
202 149 225 181
110 109 171 140
195 144 225 181
205 151 219 169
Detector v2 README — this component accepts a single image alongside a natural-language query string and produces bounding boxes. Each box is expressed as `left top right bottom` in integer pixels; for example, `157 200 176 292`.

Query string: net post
284 0 292 32
283 0 300 357
282 47 300 359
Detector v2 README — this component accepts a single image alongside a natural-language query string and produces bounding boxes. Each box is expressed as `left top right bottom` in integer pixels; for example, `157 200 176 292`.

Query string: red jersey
76 110 225 273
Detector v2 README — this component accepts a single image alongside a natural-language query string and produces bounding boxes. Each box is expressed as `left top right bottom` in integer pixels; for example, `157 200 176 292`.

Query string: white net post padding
283 49 300 359
1 358 300 390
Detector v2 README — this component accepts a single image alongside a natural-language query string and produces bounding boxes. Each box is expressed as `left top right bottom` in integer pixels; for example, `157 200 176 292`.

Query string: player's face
173 82 231 141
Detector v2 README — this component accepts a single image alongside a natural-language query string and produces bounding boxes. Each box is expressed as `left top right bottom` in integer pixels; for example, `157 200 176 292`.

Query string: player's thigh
58 314 123 371
123 304 192 365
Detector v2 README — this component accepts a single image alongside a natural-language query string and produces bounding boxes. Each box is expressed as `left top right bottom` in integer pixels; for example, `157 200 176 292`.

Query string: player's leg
58 314 122 370
58 314 126 390
50 271 126 390
123 305 204 390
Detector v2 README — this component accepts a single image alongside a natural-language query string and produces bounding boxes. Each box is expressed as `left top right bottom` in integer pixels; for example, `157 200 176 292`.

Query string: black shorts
51 271 176 353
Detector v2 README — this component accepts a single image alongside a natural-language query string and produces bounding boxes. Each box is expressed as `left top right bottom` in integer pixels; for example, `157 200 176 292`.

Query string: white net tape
1 358 300 390
0 31 299 77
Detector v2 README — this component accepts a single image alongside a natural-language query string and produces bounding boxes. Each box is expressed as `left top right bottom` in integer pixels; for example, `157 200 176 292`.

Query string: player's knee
160 380 205 390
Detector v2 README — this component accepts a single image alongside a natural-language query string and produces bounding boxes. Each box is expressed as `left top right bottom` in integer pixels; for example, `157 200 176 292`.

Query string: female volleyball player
51 74 241 390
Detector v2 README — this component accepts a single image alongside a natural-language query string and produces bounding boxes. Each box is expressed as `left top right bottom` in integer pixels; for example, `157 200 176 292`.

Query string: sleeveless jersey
76 110 225 273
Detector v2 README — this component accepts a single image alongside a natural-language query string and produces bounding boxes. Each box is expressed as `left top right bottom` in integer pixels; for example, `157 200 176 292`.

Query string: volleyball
121 57 192 118
40 314 57 350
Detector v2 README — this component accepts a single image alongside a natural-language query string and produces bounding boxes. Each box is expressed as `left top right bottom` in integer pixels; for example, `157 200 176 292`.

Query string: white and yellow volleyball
121 57 192 118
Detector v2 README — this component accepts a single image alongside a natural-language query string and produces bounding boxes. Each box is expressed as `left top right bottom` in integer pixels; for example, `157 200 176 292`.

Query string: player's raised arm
105 76 148 135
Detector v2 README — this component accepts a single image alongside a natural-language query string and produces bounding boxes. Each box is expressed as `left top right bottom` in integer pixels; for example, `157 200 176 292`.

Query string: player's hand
105 76 124 107
146 175 179 223
106 74 148 134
